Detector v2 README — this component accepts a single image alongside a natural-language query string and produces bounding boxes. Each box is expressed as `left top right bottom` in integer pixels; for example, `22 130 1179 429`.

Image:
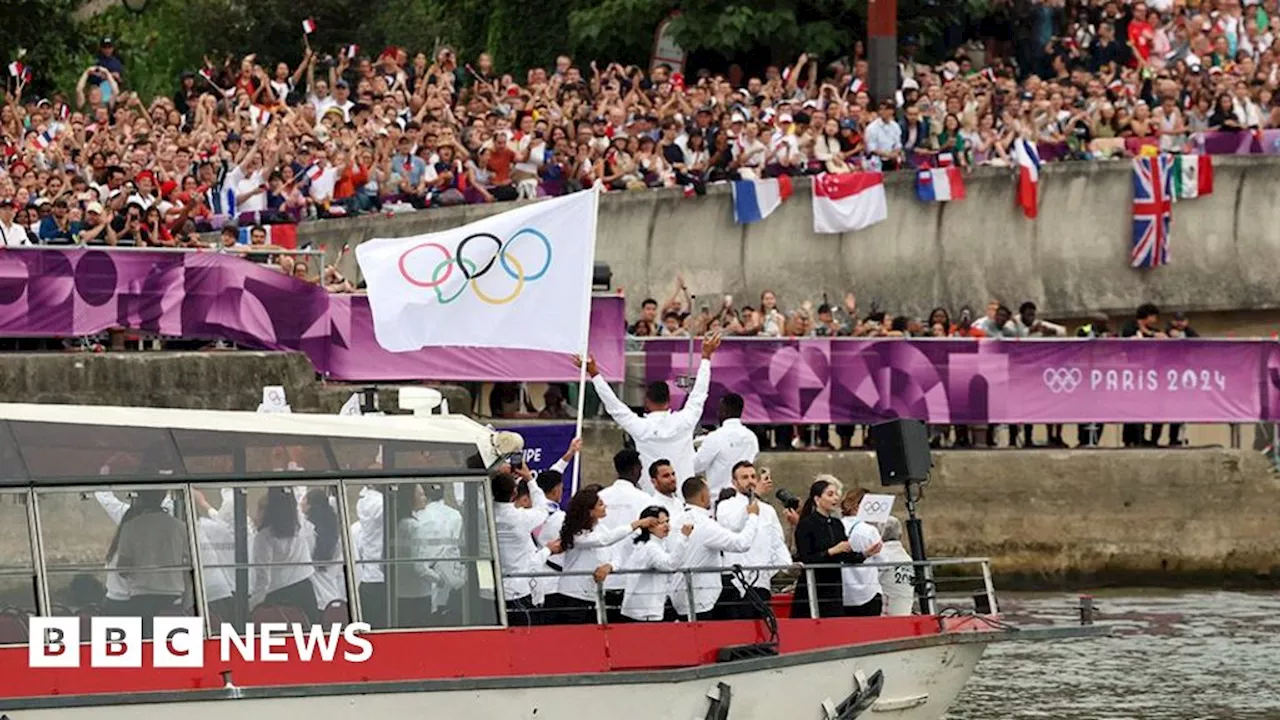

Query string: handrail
503 557 991 623
502 557 989 577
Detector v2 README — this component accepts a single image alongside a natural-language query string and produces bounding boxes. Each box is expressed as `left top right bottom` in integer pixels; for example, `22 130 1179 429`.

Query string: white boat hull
3 641 985 720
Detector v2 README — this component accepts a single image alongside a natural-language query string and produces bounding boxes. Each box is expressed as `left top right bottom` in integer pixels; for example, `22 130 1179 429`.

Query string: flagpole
570 184 601 497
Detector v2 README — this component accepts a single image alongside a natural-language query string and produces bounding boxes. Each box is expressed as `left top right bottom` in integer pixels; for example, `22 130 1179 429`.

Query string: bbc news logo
29 617 373 668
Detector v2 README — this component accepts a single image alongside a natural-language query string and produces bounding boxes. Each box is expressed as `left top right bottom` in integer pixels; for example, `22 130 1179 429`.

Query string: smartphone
507 452 525 470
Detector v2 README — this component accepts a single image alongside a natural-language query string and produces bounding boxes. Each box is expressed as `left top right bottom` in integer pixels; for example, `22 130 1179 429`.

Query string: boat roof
0 403 499 486
0 402 494 444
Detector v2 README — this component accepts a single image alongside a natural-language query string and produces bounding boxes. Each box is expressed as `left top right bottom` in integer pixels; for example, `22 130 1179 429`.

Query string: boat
0 401 1101 720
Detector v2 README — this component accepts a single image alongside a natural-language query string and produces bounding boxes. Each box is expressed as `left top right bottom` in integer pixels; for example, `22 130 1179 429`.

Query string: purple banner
0 249 625 383
507 423 577 506
326 294 625 383
643 338 1280 424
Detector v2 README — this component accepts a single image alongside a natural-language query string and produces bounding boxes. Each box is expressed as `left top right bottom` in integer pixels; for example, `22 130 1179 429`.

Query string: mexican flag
1172 154 1213 200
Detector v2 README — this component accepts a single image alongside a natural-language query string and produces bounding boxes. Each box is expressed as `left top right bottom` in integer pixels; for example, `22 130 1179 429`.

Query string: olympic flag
356 189 599 353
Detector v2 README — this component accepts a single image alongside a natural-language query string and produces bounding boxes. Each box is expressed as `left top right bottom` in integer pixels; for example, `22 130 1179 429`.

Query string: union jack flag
1131 154 1173 269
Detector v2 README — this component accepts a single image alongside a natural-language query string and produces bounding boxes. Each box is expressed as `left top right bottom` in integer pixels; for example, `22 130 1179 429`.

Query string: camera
507 452 525 471
775 488 800 511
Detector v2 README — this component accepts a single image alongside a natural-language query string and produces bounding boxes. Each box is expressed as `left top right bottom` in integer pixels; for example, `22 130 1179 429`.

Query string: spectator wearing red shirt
485 132 518 201
1127 4 1155 68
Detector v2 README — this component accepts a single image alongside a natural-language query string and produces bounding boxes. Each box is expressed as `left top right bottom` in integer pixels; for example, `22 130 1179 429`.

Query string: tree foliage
11 0 989 102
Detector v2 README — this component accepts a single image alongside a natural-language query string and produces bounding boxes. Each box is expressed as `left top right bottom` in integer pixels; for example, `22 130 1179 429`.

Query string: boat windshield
0 417 503 643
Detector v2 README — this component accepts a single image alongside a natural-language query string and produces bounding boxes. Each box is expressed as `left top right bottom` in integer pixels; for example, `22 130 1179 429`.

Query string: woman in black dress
790 476 880 619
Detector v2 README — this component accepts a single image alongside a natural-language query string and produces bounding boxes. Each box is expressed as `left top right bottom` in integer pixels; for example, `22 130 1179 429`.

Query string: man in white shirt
647 459 683 518
864 100 905 170
667 477 759 621
0 200 32 246
418 483 466 624
715 461 792 619
695 393 759 497
491 470 560 625
531 469 567 609
578 332 721 491
596 449 653 621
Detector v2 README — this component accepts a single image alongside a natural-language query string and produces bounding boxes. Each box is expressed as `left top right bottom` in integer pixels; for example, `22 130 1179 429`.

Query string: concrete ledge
308 155 1280 320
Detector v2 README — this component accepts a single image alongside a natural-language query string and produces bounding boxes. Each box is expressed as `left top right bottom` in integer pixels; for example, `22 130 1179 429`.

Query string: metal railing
503 557 995 624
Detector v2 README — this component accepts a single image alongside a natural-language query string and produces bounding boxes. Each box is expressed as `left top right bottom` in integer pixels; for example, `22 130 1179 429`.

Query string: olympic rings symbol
861 500 889 514
1042 367 1083 394
396 227 553 306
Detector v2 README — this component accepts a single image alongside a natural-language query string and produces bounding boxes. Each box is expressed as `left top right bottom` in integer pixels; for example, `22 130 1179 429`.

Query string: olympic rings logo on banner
861 499 890 514
396 227 553 305
1042 367 1083 394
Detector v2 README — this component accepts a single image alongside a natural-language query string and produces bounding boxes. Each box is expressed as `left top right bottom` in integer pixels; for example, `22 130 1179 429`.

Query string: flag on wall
731 176 793 224
1131 154 1173 269
812 172 887 234
238 224 298 249
915 167 966 203
1012 138 1041 219
1172 154 1213 200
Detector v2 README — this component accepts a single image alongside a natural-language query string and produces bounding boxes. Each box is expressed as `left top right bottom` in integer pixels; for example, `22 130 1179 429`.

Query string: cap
86 201 104 214
1172 311 1188 321
778 112 793 124
226 132 241 143
335 80 349 89
101 37 114 46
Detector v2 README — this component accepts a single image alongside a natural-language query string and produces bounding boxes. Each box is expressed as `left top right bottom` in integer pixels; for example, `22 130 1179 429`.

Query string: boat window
0 490 36 644
0 423 26 482
38 485 195 640
9 422 183 481
171 430 336 475
350 478 499 630
190 482 349 635
329 439 482 474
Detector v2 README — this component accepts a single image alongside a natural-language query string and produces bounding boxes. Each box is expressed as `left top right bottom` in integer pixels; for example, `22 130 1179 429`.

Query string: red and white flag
1012 138 1041 219
304 163 324 182
302 18 317 34
812 172 887 234
344 45 359 60
7 62 23 78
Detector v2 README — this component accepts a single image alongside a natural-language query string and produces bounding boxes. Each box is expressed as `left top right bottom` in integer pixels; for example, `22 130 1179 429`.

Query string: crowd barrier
641 337 1280 424
0 248 626 383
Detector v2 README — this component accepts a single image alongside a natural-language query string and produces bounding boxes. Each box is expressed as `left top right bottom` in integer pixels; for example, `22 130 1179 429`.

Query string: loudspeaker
870 418 932 486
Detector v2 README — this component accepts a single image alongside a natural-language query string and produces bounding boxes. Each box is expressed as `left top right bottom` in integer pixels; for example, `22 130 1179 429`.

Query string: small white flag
338 393 362 416
258 386 292 413
855 494 896 524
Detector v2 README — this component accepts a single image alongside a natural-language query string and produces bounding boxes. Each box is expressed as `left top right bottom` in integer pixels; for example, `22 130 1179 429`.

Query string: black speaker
870 418 932 486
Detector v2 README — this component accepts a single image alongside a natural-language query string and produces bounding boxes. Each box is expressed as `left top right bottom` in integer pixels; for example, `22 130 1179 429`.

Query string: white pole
570 185 601 496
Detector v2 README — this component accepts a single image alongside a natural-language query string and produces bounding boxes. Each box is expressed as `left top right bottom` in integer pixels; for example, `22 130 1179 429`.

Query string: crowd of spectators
2 0 1280 253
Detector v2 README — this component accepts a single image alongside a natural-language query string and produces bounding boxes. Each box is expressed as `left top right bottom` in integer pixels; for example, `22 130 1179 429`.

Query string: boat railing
503 556 997 625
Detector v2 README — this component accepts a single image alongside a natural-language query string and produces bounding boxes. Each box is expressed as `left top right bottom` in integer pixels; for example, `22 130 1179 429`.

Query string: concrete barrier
307 156 1280 321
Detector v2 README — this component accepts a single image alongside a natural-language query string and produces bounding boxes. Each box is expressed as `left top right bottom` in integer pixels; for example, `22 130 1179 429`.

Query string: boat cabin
0 402 507 641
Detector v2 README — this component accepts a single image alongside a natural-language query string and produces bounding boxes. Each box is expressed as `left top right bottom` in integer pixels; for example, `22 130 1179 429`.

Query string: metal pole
979 560 998 615
804 567 820 619
181 487 212 636
594 579 608 625
335 481 361 626
684 570 698 621
867 0 899 105
26 489 51 617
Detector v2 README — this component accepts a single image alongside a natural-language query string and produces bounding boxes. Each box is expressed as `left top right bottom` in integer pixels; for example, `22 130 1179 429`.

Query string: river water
945 590 1280 720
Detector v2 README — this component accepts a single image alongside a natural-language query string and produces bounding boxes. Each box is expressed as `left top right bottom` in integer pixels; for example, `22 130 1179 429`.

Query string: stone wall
308 156 1280 321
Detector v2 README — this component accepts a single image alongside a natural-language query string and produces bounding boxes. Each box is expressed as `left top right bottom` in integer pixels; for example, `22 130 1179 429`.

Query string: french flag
302 17 317 34
916 167 965 203
812 172 887 234
1012 138 1041 219
731 176 793 224
238 224 298 249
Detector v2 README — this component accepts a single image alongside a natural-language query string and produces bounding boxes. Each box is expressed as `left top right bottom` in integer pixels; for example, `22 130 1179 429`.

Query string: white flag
258 386 291 413
356 189 599 353
338 393 362 416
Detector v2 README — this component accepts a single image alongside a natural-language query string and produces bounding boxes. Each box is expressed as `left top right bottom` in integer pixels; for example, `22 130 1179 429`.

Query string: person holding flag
573 331 721 494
